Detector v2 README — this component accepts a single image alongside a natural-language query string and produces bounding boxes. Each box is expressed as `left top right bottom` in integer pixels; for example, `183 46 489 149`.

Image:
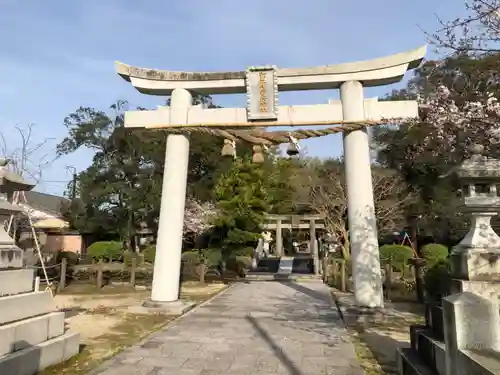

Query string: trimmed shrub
420 243 449 267
423 259 450 302
70 265 154 285
87 241 123 262
226 256 251 277
379 244 413 271
182 249 221 266
56 251 79 267
143 245 156 264
204 249 222 266
181 251 199 263
232 247 254 257
123 251 141 267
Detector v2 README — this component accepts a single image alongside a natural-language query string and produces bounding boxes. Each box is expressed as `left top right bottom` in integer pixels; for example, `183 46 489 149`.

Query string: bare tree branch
306 161 415 258
428 0 500 54
0 123 58 183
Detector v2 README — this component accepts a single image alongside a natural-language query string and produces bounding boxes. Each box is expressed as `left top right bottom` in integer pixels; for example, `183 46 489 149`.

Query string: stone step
412 328 446 375
0 330 80 375
397 347 438 375
256 258 280 273
245 273 292 282
245 273 321 282
0 291 54 326
277 257 294 275
0 269 35 297
0 312 65 356
291 257 314 274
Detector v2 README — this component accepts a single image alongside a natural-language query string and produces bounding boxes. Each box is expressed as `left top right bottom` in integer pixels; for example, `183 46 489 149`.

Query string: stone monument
0 158 32 268
115 45 427 308
0 158 80 374
261 231 272 257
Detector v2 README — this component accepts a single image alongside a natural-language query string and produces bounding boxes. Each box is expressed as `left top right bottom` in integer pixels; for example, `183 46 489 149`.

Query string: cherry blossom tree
415 84 500 161
374 53 500 241
183 199 216 237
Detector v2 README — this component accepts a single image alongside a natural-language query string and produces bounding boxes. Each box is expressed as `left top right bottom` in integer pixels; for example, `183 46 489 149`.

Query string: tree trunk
199 263 206 284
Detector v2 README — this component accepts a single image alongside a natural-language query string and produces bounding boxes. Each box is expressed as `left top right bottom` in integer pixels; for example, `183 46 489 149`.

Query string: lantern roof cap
451 144 500 180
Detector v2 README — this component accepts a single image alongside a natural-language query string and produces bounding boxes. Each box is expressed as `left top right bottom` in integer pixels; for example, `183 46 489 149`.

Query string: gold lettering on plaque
259 71 267 113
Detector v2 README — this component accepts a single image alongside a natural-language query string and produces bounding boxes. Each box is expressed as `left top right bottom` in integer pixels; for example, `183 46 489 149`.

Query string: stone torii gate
116 45 426 309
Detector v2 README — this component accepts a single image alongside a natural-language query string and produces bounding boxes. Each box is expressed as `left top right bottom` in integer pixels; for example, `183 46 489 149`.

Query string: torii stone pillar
341 81 383 307
275 219 283 257
115 45 426 308
309 219 320 276
151 88 192 304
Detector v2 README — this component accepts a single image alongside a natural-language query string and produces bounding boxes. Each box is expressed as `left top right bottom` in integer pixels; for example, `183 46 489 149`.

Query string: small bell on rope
221 139 236 158
252 145 265 163
286 133 300 156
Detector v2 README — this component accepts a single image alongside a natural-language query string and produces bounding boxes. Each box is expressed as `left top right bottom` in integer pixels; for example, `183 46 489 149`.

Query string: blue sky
0 0 465 195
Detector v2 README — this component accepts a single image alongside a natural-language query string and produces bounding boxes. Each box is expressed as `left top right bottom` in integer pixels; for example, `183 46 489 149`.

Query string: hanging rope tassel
286 133 301 156
252 145 265 163
221 139 236 158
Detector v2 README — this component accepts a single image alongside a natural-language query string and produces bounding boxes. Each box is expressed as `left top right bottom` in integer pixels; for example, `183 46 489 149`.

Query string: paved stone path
91 281 363 374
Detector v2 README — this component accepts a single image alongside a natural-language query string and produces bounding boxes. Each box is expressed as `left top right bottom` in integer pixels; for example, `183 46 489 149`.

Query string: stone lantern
449 144 500 280
0 158 35 268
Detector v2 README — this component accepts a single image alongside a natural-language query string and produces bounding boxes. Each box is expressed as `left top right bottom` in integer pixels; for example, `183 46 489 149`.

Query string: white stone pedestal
128 300 195 316
0 218 23 269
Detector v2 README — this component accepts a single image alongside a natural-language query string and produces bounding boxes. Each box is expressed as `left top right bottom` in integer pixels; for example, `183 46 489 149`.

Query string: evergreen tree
210 157 269 264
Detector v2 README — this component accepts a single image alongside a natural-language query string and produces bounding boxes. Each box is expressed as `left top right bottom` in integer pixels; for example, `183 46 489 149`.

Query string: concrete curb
327 287 366 375
329 288 351 332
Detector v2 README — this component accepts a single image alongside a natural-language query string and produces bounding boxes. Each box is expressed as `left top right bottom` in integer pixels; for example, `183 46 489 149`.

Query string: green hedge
379 244 413 271
68 256 250 285
423 259 450 301
117 247 250 279
87 241 123 262
231 247 254 257
56 251 80 267
122 251 144 267
226 255 252 277
143 245 156 264
143 247 255 266
71 266 153 284
420 243 448 267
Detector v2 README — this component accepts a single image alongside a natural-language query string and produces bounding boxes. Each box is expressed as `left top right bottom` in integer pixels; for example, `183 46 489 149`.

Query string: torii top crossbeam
116 45 426 95
114 46 427 146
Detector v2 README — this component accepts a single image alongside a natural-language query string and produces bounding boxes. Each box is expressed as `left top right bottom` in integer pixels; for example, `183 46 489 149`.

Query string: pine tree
210 157 269 263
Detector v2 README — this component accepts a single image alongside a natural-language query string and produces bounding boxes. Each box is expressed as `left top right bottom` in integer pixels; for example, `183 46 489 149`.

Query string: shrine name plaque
245 66 278 121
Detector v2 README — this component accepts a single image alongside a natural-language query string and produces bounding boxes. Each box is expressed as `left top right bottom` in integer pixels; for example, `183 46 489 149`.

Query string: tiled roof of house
23 191 70 216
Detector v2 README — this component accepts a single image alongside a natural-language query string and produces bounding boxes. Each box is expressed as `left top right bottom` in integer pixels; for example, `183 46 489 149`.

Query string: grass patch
351 336 385 375
332 289 424 375
39 313 173 375
349 315 424 374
